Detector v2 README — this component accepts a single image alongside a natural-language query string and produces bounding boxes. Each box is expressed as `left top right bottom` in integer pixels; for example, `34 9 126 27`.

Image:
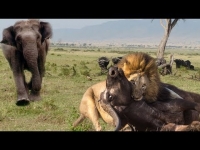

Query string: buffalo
112 57 122 65
174 59 194 70
98 57 110 74
100 66 200 131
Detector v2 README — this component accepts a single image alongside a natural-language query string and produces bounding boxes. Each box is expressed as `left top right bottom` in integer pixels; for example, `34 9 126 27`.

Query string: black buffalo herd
98 56 122 74
174 59 194 70
98 56 195 74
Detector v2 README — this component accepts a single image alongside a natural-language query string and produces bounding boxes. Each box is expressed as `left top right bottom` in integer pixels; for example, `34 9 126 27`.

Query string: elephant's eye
14 26 22 32
37 34 41 40
16 35 22 44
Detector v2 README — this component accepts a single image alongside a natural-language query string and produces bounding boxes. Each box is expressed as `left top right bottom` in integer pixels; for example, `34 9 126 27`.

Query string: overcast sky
0 19 125 30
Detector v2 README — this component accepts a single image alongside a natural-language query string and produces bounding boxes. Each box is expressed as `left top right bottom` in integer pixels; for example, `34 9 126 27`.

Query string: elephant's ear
40 21 53 43
0 26 16 47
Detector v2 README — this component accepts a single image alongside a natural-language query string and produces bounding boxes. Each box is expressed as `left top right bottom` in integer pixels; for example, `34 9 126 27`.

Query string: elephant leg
11 52 30 106
25 56 41 101
28 73 42 101
28 49 47 101
38 45 47 78
29 89 41 101
23 49 42 102
13 72 30 106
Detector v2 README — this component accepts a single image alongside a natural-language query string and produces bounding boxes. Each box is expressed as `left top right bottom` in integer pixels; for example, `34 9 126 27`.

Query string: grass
1 46 200 131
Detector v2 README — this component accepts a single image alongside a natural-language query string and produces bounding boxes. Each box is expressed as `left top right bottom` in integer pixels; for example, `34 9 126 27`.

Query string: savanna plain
0 46 200 131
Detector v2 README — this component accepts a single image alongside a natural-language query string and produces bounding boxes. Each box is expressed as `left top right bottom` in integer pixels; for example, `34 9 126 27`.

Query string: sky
0 19 125 30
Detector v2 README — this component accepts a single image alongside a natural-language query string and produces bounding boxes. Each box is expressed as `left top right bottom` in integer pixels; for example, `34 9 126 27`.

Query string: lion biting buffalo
101 66 200 131
73 52 200 131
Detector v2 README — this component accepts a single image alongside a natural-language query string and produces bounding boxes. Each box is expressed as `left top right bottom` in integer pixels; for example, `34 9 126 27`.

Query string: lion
117 52 200 106
128 73 149 101
117 52 161 103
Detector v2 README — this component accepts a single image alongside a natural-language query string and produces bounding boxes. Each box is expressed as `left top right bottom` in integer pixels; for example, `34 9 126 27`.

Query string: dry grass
0 46 200 131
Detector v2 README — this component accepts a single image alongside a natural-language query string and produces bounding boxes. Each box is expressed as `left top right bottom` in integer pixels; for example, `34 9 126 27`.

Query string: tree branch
171 19 179 29
160 19 166 30
166 19 172 34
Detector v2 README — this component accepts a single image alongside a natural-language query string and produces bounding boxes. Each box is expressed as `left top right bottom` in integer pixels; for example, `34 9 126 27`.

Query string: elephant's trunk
22 37 41 91
101 101 121 131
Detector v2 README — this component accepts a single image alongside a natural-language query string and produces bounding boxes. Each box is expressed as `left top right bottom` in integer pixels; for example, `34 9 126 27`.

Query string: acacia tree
156 19 183 59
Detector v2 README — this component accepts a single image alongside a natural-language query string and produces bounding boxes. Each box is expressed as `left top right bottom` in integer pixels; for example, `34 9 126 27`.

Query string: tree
156 19 184 59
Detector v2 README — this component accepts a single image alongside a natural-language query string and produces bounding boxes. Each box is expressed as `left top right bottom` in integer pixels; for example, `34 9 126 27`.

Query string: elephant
0 19 52 106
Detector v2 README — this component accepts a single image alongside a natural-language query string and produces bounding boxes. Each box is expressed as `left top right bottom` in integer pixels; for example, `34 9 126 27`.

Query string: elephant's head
0 19 52 73
1 19 52 48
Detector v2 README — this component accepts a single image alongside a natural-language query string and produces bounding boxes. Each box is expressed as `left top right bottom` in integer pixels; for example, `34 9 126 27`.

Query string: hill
51 19 200 47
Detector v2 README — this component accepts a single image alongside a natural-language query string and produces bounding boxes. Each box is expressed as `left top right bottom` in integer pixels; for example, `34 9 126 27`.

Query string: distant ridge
51 19 200 46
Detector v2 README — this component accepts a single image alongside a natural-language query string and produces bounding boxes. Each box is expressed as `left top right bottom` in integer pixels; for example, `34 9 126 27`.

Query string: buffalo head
103 66 133 106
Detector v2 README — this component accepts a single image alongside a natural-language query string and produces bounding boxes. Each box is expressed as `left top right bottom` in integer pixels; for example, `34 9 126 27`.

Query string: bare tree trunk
156 19 180 59
157 33 170 59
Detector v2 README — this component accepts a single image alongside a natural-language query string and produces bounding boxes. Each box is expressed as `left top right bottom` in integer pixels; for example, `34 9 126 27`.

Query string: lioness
72 80 132 131
73 81 113 131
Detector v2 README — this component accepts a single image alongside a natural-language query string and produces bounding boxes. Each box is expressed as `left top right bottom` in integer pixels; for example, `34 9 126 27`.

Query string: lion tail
73 114 85 127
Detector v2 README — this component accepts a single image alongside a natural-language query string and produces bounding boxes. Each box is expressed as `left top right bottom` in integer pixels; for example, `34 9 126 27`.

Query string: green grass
1 47 200 131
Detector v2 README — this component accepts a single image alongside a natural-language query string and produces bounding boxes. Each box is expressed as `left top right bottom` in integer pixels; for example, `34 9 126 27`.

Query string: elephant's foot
16 98 30 106
29 90 41 102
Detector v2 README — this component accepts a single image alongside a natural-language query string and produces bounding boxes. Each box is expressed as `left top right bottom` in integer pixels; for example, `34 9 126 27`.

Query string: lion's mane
117 52 161 103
